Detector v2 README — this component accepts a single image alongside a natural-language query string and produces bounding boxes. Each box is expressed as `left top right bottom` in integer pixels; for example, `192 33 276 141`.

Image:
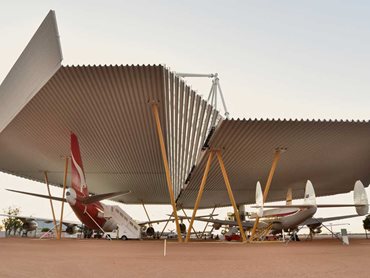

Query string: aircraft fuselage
259 206 317 232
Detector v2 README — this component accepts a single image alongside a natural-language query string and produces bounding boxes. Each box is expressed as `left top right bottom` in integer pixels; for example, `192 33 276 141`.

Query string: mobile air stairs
103 205 141 240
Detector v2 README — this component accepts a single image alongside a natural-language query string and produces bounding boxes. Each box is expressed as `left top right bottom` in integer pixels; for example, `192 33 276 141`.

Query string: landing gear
94 231 103 239
290 231 300 241
83 228 93 238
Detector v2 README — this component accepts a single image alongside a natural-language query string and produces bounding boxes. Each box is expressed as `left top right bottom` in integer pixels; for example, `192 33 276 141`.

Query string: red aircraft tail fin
71 133 89 197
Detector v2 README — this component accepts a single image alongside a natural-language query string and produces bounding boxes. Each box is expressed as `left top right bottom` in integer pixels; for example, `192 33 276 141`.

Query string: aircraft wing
0 214 81 226
138 216 211 226
302 214 362 226
138 214 219 226
0 214 30 223
256 204 368 209
175 216 255 229
138 219 176 226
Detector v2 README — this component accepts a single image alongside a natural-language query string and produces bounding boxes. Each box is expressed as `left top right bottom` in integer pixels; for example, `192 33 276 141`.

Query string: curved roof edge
0 10 63 133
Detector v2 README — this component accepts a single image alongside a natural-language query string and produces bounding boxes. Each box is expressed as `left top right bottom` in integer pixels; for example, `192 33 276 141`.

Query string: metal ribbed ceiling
177 119 370 208
164 70 220 197
0 65 219 204
0 11 220 205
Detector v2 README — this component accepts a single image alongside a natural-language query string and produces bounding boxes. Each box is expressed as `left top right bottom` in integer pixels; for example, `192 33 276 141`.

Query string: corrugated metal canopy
0 65 219 204
1 11 369 209
177 119 370 208
0 10 62 133
0 11 220 205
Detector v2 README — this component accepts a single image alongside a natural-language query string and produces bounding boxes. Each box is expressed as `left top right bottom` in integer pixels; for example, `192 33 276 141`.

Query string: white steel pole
217 81 229 118
214 79 218 109
177 73 214 78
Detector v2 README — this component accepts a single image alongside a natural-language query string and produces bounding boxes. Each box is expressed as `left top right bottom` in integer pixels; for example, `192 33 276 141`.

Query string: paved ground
0 238 369 277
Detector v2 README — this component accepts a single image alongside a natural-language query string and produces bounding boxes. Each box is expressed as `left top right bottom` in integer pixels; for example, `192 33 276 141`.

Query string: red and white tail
71 133 89 197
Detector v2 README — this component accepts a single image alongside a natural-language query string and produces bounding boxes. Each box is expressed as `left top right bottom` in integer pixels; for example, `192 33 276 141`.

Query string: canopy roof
1 11 369 208
177 119 370 208
0 11 219 204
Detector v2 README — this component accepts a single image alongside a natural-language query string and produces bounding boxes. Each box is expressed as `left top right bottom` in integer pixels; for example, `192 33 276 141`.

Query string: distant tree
2 207 22 236
363 215 370 230
363 215 370 239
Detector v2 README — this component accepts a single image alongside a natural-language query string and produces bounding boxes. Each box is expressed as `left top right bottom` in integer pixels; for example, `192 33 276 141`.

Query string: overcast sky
1 1 369 234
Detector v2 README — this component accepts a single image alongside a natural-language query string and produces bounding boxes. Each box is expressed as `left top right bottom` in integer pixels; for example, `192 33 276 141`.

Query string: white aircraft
191 180 369 240
5 134 218 240
0 214 81 237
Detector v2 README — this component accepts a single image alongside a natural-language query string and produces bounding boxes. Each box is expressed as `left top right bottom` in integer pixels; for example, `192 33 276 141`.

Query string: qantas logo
71 153 87 193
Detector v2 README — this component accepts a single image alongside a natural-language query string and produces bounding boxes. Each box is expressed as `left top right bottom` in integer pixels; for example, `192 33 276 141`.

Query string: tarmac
0 237 369 278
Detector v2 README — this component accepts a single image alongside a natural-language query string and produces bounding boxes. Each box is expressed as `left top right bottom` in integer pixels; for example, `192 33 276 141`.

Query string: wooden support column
250 149 281 241
185 151 214 242
286 188 292 205
57 156 69 240
44 171 57 235
152 103 183 242
216 151 247 242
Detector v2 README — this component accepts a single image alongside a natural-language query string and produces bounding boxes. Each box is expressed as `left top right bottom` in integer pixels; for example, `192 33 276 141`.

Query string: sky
0 1 370 234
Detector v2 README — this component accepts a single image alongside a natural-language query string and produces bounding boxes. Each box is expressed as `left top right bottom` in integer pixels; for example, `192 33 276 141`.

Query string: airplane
5 133 138 238
6 133 214 239
188 180 369 241
0 214 81 237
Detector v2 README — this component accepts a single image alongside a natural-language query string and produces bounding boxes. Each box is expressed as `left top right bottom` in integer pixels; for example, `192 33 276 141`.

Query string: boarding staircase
104 205 141 238
250 223 273 242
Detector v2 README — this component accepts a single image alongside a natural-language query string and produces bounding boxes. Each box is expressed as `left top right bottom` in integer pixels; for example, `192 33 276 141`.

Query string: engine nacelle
22 220 38 231
146 226 155 237
65 225 78 234
179 223 186 234
66 188 77 206
213 223 222 230
307 223 321 230
307 223 322 234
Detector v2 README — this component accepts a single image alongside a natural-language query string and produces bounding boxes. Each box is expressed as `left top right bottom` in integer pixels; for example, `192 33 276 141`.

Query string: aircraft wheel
121 235 128 240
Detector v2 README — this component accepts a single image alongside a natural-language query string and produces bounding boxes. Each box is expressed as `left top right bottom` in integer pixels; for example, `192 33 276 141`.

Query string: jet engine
146 226 155 237
179 223 186 234
307 223 322 235
22 220 38 231
213 223 222 230
65 224 78 234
